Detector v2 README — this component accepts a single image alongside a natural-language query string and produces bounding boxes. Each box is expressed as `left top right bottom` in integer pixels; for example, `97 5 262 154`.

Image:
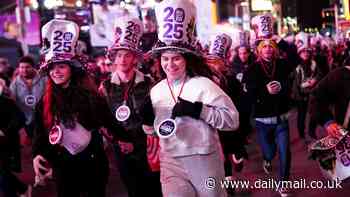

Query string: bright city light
76 0 83 7
31 0 39 9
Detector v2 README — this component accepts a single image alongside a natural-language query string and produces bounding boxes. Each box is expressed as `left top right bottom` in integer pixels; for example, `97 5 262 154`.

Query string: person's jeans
255 120 291 181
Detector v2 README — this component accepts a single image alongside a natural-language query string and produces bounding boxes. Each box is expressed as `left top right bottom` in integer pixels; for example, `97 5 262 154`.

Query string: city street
16 109 350 197
1 0 350 197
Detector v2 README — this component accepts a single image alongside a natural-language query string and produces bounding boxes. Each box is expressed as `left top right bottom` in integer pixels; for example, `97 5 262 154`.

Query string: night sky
297 0 330 29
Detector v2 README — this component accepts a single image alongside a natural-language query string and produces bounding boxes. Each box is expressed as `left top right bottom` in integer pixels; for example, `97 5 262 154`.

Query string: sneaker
278 187 291 197
263 160 272 174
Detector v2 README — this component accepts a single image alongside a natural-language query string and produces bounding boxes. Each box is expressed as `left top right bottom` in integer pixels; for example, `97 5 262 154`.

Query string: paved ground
16 109 350 196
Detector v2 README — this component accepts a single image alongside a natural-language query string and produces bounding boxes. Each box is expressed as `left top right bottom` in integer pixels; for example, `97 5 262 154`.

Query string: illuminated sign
344 0 350 20
251 0 273 11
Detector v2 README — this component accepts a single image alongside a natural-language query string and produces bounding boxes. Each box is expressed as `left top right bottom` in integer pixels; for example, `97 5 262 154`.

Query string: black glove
171 97 203 119
142 96 155 126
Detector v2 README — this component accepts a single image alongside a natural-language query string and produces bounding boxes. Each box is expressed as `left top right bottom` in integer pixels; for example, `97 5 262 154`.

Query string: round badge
236 73 243 82
49 125 62 145
115 105 131 121
63 32 74 41
25 95 36 106
157 119 177 138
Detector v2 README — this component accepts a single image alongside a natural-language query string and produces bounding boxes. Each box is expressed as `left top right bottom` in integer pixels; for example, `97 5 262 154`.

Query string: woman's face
299 50 311 61
238 47 249 63
260 44 275 61
49 63 72 87
160 51 187 81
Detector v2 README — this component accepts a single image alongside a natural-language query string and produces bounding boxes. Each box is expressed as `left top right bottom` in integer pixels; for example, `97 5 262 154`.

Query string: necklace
166 76 186 104
260 60 276 79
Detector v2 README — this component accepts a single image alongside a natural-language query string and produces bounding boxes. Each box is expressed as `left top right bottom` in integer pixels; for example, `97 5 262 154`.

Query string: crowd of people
1 0 350 197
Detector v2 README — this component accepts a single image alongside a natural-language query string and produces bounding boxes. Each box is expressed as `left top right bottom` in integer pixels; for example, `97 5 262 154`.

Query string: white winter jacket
150 76 239 157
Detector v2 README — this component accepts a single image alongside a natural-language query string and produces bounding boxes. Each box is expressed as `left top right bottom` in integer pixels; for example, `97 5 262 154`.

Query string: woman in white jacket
142 1 239 196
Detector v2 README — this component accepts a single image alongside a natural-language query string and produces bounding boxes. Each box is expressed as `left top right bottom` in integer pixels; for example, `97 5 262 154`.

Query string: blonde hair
256 39 279 59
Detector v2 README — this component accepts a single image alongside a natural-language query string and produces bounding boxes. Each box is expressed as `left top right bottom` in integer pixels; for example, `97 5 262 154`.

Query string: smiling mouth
52 75 64 79
168 68 179 72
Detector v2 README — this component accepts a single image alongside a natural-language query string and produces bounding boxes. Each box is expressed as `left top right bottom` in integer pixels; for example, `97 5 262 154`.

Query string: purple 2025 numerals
125 21 140 44
53 30 73 53
163 7 185 39
260 16 272 34
213 36 227 54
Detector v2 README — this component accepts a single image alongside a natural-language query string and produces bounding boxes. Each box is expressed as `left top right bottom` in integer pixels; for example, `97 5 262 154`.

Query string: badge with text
115 105 131 121
236 73 243 82
25 95 37 107
157 118 177 138
49 125 63 145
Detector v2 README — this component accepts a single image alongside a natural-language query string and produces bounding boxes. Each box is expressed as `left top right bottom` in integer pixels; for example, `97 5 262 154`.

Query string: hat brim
297 47 313 54
39 59 82 74
205 54 225 60
108 47 143 56
107 47 143 62
151 46 200 57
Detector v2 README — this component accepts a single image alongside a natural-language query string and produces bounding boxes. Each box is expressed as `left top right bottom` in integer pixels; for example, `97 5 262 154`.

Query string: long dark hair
42 64 98 129
156 51 214 80
233 45 254 64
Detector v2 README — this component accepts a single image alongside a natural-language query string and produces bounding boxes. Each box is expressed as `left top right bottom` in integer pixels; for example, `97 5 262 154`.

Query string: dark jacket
314 48 330 78
213 69 248 158
32 85 129 164
231 55 255 77
100 70 153 160
0 95 25 172
244 58 292 118
311 67 350 129
290 60 323 102
231 55 255 114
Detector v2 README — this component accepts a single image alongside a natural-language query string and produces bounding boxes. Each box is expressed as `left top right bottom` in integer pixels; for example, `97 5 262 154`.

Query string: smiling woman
160 51 187 82
32 19 130 197
143 1 240 197
48 63 72 88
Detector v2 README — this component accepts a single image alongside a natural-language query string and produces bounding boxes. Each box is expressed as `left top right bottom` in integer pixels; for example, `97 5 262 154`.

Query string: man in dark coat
0 93 29 197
